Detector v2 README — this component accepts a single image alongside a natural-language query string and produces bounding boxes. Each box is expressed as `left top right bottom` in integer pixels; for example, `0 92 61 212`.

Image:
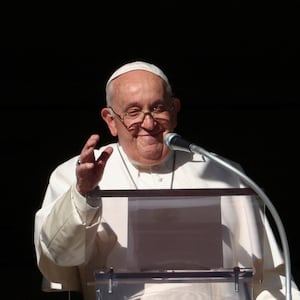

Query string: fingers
83 134 100 153
77 135 113 169
75 135 113 195
78 134 100 164
96 146 113 167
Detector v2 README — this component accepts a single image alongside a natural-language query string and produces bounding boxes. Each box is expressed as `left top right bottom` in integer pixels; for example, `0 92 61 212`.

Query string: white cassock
34 143 300 299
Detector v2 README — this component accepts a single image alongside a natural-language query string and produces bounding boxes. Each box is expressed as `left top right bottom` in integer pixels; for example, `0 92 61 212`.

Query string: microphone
164 132 292 300
164 133 193 153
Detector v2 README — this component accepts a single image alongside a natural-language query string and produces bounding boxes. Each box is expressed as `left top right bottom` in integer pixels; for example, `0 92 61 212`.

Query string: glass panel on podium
85 188 264 300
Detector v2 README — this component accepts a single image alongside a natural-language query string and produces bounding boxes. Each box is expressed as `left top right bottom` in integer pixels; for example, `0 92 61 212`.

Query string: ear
171 97 181 128
173 97 181 113
101 107 118 136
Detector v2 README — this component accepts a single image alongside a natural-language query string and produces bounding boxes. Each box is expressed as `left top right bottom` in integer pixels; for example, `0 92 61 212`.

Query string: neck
130 153 173 173
117 143 173 172
116 144 176 189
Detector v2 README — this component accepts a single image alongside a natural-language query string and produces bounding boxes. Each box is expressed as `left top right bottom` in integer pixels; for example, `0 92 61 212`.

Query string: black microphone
164 133 193 153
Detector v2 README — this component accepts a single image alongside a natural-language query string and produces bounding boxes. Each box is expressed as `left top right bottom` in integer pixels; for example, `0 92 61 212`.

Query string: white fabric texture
105 61 170 89
34 143 300 299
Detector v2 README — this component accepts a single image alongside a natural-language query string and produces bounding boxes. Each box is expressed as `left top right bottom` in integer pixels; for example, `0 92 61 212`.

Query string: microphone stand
187 143 292 300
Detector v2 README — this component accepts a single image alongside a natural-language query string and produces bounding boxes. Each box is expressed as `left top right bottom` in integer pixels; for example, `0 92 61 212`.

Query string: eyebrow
122 99 167 111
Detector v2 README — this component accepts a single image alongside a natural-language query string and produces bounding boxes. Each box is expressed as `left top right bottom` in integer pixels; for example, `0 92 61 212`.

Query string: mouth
138 130 164 140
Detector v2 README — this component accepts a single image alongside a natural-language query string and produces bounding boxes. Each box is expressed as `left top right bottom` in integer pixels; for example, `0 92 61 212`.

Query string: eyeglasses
109 103 174 129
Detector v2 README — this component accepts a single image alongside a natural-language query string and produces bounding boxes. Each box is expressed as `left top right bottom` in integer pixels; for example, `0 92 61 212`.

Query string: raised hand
76 134 113 195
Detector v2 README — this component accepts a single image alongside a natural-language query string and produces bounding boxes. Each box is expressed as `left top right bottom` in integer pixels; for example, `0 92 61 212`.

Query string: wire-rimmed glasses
109 103 174 129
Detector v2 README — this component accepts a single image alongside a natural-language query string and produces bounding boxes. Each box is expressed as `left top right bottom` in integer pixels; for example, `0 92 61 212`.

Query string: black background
1 3 299 298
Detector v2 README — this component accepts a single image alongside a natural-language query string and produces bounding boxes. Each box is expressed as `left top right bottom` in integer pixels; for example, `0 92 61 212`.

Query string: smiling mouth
138 131 163 139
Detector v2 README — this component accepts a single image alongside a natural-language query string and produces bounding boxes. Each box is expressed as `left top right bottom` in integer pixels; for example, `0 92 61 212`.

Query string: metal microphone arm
188 143 292 300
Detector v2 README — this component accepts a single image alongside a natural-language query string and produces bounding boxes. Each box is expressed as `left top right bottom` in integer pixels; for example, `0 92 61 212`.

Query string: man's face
103 70 180 168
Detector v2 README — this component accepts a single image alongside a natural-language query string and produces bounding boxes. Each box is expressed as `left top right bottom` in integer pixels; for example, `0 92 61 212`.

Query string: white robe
34 143 300 299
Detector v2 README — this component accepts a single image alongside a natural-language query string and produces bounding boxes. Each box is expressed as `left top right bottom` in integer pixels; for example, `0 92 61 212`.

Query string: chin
139 148 169 165
125 141 169 166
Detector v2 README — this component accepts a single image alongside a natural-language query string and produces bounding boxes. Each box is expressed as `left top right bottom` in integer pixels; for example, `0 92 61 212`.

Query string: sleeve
254 212 300 299
34 158 102 267
39 183 101 266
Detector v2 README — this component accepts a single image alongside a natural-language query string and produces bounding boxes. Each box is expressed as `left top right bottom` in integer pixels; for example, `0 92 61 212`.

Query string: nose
140 112 156 129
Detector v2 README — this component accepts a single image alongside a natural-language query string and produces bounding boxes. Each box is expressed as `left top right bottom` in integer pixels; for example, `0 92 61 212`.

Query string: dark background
1 3 299 298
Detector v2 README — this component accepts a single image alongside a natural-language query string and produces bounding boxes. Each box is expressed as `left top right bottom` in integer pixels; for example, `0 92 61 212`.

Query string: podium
87 188 264 300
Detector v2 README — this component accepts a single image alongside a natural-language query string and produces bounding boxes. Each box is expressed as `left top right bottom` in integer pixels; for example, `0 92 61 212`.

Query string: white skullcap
106 61 170 88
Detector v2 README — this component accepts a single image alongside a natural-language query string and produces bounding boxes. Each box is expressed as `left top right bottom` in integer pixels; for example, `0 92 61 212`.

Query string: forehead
112 70 167 98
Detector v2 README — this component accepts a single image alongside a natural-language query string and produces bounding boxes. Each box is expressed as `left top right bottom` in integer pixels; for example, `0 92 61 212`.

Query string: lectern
87 188 264 300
